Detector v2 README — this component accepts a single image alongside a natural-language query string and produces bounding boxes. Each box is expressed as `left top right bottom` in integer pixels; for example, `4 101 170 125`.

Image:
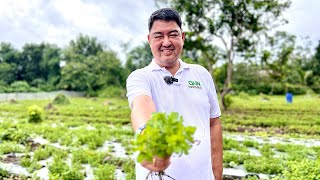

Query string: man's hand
141 156 171 172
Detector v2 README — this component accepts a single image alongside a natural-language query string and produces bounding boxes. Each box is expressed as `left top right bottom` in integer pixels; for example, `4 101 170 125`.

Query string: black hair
148 8 182 32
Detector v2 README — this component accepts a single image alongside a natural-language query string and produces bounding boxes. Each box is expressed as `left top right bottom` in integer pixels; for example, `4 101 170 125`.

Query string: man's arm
210 117 223 180
131 94 156 131
131 94 171 172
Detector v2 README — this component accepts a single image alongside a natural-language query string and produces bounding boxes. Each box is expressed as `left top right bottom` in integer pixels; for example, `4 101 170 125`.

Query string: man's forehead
150 20 181 32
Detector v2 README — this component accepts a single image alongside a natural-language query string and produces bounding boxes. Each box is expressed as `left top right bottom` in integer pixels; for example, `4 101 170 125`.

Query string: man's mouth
161 49 173 52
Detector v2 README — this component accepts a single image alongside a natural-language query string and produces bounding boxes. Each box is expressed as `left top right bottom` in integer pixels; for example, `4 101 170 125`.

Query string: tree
261 31 295 93
40 44 61 87
157 0 291 110
19 43 46 82
0 42 20 84
66 34 104 60
59 50 126 92
311 41 320 76
125 42 153 72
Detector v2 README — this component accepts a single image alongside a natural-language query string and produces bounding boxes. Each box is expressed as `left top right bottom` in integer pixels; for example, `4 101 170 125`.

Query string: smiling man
126 8 223 180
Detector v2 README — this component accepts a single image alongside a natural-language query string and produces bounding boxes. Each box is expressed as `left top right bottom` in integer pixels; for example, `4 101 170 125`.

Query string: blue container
286 92 293 103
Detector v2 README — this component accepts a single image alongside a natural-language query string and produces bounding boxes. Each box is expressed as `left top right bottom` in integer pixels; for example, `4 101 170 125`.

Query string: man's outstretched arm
131 94 171 172
210 117 223 180
131 94 156 131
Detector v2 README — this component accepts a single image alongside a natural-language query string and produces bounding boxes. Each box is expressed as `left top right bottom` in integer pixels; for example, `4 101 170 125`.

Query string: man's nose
162 36 172 46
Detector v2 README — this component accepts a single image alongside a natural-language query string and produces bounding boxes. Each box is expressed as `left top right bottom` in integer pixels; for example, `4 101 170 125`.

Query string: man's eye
170 34 179 37
154 36 163 39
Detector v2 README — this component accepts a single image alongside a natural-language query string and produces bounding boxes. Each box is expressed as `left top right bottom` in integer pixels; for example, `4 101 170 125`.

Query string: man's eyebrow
168 30 179 34
152 30 180 35
153 32 163 36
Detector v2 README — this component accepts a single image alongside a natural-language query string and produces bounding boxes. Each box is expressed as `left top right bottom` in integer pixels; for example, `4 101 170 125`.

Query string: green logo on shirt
188 80 202 89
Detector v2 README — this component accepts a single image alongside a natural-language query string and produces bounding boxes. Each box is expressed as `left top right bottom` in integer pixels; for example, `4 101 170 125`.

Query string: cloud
0 0 319 62
280 0 320 46
0 0 156 58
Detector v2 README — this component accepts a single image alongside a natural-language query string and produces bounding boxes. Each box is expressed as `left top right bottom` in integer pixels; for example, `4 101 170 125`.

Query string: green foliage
97 86 125 98
94 164 116 180
60 164 85 180
52 94 70 105
59 50 126 92
272 159 320 180
1 127 30 144
28 105 43 123
223 151 251 167
238 92 250 100
48 157 69 176
0 142 24 155
133 112 196 162
125 42 152 72
287 84 307 95
49 161 85 180
244 156 283 174
0 167 9 177
224 94 233 109
10 81 31 92
20 155 33 168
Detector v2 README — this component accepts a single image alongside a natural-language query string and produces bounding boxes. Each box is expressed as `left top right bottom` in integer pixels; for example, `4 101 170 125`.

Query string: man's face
148 20 185 67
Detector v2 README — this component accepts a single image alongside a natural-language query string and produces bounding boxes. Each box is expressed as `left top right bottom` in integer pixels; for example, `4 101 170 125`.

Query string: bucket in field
286 92 293 103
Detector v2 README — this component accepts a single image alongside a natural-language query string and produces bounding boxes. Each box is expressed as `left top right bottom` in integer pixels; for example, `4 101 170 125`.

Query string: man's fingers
141 157 171 172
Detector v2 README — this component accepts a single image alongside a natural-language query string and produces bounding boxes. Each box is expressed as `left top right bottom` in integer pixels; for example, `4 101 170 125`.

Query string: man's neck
156 59 180 76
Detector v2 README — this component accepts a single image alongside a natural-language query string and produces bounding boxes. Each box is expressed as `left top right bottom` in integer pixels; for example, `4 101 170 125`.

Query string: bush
28 105 43 123
52 94 70 105
311 85 320 94
287 84 307 95
238 92 250 99
224 94 233 109
98 86 126 98
10 81 31 92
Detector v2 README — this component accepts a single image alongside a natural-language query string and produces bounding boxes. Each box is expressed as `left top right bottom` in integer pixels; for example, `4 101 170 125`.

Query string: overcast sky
0 0 319 61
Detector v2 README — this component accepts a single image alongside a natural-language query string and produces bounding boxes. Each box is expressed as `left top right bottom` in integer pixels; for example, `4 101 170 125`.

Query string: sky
0 0 319 61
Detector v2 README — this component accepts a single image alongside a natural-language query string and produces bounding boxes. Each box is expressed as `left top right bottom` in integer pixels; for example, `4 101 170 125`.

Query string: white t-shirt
126 59 221 180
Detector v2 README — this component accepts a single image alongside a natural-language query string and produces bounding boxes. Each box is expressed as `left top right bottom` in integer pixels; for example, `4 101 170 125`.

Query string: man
126 8 223 180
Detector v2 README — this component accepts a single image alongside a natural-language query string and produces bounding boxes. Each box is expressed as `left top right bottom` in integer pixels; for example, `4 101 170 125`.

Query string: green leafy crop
133 112 196 163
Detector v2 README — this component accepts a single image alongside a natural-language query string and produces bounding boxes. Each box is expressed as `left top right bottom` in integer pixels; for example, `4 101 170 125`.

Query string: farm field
0 94 320 179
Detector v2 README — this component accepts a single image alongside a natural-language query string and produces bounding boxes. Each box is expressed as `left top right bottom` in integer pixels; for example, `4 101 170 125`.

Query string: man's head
147 8 185 70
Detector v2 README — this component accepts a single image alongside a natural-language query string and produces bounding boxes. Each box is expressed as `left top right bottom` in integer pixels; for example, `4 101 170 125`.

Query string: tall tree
59 50 125 92
125 42 153 72
66 33 104 61
0 42 20 84
20 43 46 82
311 41 320 76
157 0 291 110
261 31 295 93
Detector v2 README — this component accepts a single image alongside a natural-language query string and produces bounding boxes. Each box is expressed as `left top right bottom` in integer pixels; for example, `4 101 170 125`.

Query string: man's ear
181 32 186 41
147 34 151 44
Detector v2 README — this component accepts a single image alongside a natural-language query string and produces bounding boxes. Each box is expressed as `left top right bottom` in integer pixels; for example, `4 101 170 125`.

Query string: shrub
224 94 233 109
28 105 43 123
52 94 70 105
287 84 307 95
10 81 31 92
98 86 126 98
238 91 250 99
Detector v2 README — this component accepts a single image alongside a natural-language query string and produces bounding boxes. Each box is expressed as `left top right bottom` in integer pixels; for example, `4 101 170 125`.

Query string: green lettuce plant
133 112 196 179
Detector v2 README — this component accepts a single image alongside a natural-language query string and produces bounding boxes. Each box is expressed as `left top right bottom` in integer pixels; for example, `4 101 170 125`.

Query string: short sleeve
204 69 221 118
126 69 152 109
